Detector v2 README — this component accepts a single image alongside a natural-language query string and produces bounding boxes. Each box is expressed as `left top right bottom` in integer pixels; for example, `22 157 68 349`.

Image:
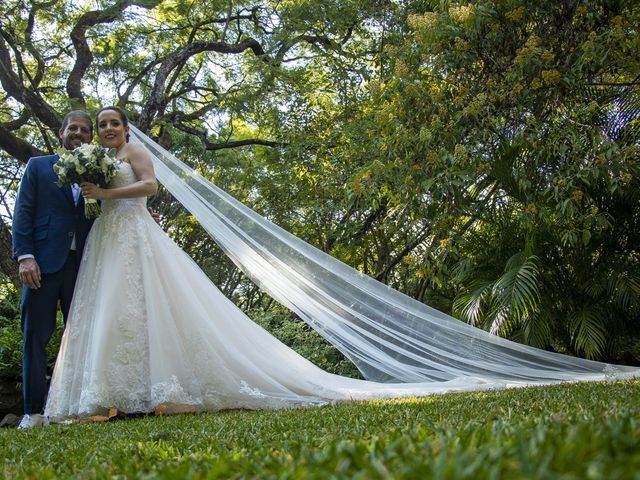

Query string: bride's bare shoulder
123 143 150 163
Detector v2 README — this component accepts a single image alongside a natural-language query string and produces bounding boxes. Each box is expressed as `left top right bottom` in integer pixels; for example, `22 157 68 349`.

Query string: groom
12 111 95 429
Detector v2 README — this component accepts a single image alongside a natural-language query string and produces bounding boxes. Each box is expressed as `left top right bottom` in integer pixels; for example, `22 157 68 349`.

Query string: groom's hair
96 106 130 142
61 110 93 135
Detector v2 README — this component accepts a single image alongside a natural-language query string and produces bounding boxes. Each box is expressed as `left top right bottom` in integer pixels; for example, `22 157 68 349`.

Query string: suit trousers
20 251 80 414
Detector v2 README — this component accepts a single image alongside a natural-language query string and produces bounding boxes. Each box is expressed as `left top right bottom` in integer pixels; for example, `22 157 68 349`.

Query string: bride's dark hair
96 106 130 142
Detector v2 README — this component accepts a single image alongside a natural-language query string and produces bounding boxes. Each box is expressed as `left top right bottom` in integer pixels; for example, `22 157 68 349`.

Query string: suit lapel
64 185 75 207
76 194 85 211
50 156 76 206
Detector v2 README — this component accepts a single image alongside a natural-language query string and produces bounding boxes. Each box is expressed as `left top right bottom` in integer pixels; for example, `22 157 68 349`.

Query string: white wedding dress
46 162 508 421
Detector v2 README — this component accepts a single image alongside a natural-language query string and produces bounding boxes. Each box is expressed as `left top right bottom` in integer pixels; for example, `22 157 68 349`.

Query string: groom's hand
19 258 41 289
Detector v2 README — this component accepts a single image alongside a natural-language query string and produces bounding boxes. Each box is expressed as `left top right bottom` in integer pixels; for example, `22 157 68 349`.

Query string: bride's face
97 110 129 149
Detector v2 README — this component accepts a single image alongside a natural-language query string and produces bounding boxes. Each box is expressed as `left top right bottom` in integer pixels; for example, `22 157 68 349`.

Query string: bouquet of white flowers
54 143 120 218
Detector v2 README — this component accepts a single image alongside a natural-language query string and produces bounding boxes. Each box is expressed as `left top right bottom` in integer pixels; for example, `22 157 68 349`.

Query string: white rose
76 144 92 156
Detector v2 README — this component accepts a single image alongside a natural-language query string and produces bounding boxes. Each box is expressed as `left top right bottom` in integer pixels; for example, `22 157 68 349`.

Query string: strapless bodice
101 161 147 213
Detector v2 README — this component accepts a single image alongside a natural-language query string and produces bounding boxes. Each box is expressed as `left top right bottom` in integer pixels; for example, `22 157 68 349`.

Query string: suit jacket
12 155 94 274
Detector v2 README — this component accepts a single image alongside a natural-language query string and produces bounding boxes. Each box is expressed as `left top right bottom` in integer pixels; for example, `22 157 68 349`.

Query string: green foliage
454 253 541 337
1 381 638 478
0 283 21 380
337 0 640 360
0 282 64 381
251 306 363 378
2 0 639 366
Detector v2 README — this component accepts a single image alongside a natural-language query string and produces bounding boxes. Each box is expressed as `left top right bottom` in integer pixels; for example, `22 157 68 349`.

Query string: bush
250 306 362 379
0 282 64 381
0 283 22 381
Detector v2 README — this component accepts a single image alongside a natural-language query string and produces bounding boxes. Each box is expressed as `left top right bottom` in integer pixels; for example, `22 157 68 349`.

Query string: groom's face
59 117 92 150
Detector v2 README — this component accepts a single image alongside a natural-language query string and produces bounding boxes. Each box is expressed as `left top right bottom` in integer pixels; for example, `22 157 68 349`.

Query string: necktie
70 184 80 250
72 184 80 205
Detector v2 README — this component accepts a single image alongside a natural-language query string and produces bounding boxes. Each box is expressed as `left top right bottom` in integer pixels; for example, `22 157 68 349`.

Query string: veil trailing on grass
129 125 638 385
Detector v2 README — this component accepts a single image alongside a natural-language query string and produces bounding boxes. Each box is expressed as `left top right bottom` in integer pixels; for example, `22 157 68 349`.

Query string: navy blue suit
12 155 94 414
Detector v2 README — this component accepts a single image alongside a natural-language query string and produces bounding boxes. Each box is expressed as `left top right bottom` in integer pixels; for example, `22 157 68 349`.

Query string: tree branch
117 58 163 108
23 5 48 87
0 33 61 129
138 38 266 129
375 227 431 282
325 201 387 252
0 122 45 163
274 34 333 63
173 122 280 150
205 138 281 151
4 109 31 130
67 0 162 105
165 101 220 123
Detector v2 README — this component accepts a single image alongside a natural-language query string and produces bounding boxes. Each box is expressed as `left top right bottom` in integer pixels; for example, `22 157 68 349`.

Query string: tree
0 0 383 283
1 0 638 363
347 0 640 359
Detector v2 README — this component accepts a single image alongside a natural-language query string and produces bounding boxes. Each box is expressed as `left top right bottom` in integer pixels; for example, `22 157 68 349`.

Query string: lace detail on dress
603 364 620 380
239 381 267 398
45 162 157 417
602 364 640 381
151 376 196 405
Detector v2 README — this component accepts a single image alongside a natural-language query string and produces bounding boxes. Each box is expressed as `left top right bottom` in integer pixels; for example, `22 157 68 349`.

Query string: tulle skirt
45 199 506 421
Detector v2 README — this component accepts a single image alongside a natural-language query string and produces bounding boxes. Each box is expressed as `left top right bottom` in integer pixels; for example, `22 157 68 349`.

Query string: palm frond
519 313 553 348
489 307 511 336
454 252 542 339
453 280 493 326
583 274 606 298
492 253 541 320
451 257 474 283
568 309 607 359
606 272 640 311
583 83 640 143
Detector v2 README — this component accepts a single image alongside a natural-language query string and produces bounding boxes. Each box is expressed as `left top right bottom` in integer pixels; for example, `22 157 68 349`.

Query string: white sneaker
17 414 50 429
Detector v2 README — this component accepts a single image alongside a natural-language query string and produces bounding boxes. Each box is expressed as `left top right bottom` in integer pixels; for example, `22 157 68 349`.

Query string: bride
44 107 487 420
45 106 638 421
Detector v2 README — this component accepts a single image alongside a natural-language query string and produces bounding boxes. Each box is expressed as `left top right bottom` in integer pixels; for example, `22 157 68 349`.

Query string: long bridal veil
129 125 638 386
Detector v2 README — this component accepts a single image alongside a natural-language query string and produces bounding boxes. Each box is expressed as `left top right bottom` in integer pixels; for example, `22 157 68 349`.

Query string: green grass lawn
1 380 639 479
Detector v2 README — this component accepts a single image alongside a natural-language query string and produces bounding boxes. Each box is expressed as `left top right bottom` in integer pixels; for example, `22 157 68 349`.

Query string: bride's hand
80 182 109 200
